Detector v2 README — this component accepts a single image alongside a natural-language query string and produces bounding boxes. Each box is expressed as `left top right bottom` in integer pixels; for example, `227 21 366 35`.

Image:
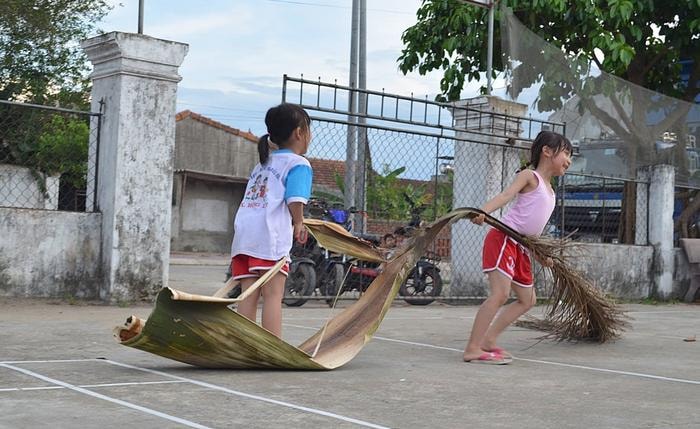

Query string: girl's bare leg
260 272 286 338
463 271 511 361
237 277 261 323
481 283 535 352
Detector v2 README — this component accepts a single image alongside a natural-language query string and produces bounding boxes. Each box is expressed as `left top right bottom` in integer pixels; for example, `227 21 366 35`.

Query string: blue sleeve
284 164 313 203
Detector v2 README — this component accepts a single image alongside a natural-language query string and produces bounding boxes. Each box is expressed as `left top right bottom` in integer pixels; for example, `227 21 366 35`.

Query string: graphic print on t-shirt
243 173 269 209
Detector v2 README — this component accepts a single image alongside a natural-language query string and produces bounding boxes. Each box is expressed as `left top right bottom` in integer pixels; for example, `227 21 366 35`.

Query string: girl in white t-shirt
230 103 313 338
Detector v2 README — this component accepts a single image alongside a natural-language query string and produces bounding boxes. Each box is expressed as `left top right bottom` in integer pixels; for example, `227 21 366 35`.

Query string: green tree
36 115 89 189
399 0 700 240
399 0 699 103
0 0 111 107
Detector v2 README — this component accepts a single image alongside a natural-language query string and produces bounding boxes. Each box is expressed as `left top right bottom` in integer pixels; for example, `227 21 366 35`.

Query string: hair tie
267 135 279 150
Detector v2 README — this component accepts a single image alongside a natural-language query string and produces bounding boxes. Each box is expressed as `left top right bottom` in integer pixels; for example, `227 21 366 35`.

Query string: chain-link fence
673 184 700 246
554 172 649 245
276 76 660 301
0 100 99 212
304 116 649 296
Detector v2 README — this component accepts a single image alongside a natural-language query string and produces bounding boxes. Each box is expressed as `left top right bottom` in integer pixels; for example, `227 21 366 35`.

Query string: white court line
0 358 389 428
284 323 700 386
285 316 451 321
0 380 185 393
0 363 212 429
100 359 389 429
0 359 96 364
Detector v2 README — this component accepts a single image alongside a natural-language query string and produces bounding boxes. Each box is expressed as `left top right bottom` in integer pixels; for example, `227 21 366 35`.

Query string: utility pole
458 0 494 94
344 0 359 214
356 0 368 233
138 0 144 34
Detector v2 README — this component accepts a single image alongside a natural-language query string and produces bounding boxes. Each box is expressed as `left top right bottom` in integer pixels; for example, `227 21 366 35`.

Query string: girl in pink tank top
463 131 572 364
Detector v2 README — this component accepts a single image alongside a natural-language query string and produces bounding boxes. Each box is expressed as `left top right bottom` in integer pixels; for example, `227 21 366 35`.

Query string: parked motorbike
399 250 443 305
323 193 443 306
282 236 318 307
283 198 352 306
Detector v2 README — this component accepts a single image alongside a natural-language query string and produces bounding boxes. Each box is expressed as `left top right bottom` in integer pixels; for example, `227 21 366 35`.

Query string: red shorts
231 255 289 280
482 228 533 287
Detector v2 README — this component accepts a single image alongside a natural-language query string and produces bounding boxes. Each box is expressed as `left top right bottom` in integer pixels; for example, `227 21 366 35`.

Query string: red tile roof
307 158 434 192
308 158 345 190
176 110 258 144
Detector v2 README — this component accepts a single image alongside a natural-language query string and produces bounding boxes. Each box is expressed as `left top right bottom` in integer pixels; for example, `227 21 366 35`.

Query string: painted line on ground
284 323 700 386
0 363 212 429
285 316 453 321
101 359 390 429
0 380 185 393
0 359 96 364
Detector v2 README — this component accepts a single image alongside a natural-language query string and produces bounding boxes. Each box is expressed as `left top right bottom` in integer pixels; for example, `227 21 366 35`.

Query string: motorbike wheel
400 265 442 306
323 263 345 307
283 263 316 307
226 284 242 299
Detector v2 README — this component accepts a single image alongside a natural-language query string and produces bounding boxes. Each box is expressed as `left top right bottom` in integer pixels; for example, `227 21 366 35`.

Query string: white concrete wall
82 32 188 301
0 208 102 297
0 164 59 210
170 177 245 253
646 165 675 298
532 243 654 299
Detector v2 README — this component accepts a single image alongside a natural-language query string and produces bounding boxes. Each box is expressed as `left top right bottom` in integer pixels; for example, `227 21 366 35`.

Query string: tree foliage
37 115 89 188
400 0 700 240
0 0 111 107
399 0 700 103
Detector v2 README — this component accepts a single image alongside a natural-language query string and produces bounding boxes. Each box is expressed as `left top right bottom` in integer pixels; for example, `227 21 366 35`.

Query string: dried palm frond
113 216 431 369
112 207 623 370
473 210 628 342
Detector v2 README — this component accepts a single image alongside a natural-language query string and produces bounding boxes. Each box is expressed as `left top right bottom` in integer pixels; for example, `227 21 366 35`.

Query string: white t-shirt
231 149 312 260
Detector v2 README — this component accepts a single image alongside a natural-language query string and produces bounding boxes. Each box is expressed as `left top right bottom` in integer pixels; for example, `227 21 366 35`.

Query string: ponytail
258 134 270 164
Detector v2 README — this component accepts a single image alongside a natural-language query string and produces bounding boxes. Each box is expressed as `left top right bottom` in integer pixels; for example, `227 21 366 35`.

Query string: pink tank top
500 170 555 236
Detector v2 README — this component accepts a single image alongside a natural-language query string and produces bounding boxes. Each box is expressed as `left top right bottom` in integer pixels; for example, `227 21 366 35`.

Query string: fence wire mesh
274 75 658 301
0 100 99 212
303 117 649 300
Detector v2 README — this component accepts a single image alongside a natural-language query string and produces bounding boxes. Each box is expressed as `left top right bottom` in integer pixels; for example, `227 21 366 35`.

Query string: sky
96 0 495 136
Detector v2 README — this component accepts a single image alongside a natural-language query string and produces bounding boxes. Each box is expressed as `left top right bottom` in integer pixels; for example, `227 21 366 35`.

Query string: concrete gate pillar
82 32 188 301
450 96 527 297
637 164 675 299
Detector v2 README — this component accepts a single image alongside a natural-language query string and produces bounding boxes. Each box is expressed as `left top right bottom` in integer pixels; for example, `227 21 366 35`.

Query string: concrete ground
1 257 699 429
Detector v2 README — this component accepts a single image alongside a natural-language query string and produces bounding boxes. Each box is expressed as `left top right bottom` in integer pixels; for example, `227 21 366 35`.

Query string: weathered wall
174 115 257 178
559 243 653 299
534 244 689 300
0 208 102 298
171 176 245 253
82 32 188 301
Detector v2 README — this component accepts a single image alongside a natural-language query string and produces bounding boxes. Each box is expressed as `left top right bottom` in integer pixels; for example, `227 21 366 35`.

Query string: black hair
258 103 311 164
518 130 573 172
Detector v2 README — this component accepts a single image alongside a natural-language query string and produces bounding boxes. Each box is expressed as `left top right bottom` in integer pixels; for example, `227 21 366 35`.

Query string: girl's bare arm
472 170 535 224
288 201 308 243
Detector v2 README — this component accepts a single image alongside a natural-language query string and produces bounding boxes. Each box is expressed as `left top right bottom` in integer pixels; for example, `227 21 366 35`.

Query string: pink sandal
485 347 513 359
465 352 510 365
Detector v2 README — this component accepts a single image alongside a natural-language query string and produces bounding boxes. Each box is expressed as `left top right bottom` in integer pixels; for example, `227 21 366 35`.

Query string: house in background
171 110 258 253
170 112 451 257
